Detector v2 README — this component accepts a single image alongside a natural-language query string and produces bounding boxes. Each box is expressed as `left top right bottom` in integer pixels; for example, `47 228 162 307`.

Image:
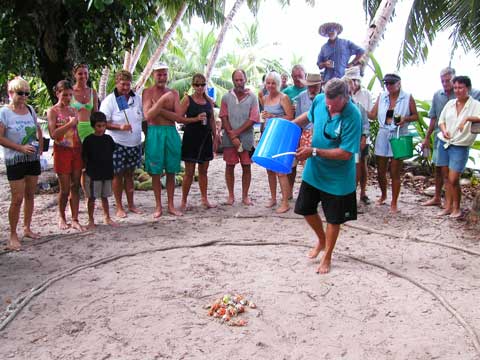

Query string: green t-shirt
282 85 306 102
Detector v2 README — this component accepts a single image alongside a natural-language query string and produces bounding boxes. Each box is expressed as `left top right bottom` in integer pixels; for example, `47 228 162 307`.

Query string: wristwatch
311 147 317 157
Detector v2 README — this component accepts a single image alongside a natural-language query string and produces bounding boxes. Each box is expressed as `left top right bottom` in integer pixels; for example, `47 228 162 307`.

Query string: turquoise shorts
145 125 181 175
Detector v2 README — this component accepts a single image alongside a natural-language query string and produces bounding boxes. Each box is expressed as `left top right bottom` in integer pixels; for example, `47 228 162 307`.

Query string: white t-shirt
100 91 143 147
438 96 480 147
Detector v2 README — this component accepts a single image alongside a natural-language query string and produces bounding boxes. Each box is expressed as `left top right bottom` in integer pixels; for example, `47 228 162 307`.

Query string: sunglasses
383 81 398 86
193 83 206 87
16 91 30 96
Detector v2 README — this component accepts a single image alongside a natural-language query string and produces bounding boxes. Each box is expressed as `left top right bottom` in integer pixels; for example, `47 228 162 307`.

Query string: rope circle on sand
1 239 479 357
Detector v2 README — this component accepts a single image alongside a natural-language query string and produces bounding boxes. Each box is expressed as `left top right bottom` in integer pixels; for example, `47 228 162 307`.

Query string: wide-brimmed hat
343 66 362 80
319 22 343 37
383 73 401 83
299 73 323 86
153 61 169 71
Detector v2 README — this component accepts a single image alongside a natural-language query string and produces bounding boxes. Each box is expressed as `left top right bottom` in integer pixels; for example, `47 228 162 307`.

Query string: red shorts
223 147 252 166
53 145 83 174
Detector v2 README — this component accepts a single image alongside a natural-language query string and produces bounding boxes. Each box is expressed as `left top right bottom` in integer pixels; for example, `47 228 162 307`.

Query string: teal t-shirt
282 85 306 102
302 94 361 196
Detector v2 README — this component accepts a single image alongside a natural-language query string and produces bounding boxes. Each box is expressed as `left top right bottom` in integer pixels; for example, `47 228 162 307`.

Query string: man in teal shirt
294 78 361 274
282 64 307 102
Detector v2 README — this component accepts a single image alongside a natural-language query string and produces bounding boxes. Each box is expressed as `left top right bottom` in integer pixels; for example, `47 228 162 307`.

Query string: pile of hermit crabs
206 294 257 327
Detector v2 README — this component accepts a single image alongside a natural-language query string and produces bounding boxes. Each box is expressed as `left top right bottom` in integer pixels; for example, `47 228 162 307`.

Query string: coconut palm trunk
135 3 188 91
98 67 110 101
205 0 246 83
362 0 398 63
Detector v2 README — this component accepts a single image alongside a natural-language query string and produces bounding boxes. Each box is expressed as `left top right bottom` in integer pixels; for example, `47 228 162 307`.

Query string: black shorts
360 145 369 158
294 181 357 224
6 160 41 181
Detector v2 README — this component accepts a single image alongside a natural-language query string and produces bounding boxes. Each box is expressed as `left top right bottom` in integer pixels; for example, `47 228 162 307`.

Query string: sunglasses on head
383 81 397 85
16 91 30 96
193 83 206 87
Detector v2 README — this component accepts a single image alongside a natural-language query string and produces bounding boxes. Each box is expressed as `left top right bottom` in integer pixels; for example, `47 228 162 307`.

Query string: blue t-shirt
317 38 365 82
302 94 361 196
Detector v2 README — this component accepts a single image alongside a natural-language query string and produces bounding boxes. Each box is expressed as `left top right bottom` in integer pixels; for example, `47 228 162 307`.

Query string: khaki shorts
84 175 112 199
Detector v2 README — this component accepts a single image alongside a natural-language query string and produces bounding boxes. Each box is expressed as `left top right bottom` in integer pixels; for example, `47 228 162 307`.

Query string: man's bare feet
389 205 400 214
265 199 277 208
168 206 183 216
275 204 290 214
87 221 96 230
307 243 325 259
116 208 127 218
104 218 119 227
421 198 441 206
128 206 143 214
153 207 162 219
316 257 332 274
7 234 21 251
202 200 217 209
449 211 462 219
437 208 451 217
72 220 86 232
225 196 235 206
58 218 70 230
24 229 40 239
242 197 254 206
375 197 386 206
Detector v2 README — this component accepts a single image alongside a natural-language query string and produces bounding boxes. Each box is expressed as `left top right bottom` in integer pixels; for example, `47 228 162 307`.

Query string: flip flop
360 195 371 205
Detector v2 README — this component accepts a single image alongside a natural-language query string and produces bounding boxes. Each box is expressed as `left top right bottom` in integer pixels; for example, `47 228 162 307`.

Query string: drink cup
422 147 430 158
394 114 401 125
31 140 39 154
200 112 207 126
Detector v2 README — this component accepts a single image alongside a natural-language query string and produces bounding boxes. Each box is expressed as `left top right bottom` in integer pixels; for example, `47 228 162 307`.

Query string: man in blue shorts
294 78 361 274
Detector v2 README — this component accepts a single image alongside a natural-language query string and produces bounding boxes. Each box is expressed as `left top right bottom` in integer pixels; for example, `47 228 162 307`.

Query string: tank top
71 89 94 112
185 96 213 129
54 109 81 148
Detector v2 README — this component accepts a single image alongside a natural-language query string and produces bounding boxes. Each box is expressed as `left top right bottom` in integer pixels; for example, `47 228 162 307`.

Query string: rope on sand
1 240 479 356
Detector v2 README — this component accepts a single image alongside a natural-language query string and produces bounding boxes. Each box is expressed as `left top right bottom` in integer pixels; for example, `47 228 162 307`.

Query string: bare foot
421 198 441 206
307 243 325 259
389 205 400 214
168 207 183 216
24 229 41 239
265 199 277 208
316 257 332 274
275 204 290 214
116 208 127 218
449 211 462 219
87 221 96 230
58 218 70 230
375 197 386 206
437 208 451 217
128 206 143 214
72 220 86 232
7 234 21 251
225 196 235 206
153 207 162 219
202 200 217 209
104 218 119 227
180 203 193 212
242 197 254 206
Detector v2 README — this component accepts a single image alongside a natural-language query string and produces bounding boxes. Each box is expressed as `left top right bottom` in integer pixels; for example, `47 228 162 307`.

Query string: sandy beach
0 157 479 359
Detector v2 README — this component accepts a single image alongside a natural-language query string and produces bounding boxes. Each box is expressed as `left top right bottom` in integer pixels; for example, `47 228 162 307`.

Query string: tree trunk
134 3 188 92
362 0 398 63
123 51 132 71
98 67 110 101
205 0 245 84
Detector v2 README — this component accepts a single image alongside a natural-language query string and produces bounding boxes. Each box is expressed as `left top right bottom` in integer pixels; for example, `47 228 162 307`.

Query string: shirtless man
143 62 205 217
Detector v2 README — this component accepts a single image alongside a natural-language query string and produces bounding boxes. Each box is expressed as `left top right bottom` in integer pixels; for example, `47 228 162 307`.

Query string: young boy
82 112 118 229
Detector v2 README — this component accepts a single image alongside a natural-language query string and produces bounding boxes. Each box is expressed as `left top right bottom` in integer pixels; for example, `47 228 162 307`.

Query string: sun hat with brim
299 73 323 86
383 73 401 83
319 22 343 37
343 66 362 80
153 61 169 70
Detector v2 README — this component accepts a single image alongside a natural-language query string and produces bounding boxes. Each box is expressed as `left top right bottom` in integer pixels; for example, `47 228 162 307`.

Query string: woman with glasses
368 73 418 213
48 80 85 231
0 77 43 250
261 71 294 213
179 73 217 210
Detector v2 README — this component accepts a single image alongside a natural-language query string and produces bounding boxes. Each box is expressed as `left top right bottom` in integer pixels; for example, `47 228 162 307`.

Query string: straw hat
343 66 362 80
318 22 343 37
299 73 323 86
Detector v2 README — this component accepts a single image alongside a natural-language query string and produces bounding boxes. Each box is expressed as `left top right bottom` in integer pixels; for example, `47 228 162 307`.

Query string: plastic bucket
252 118 301 174
389 133 413 160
